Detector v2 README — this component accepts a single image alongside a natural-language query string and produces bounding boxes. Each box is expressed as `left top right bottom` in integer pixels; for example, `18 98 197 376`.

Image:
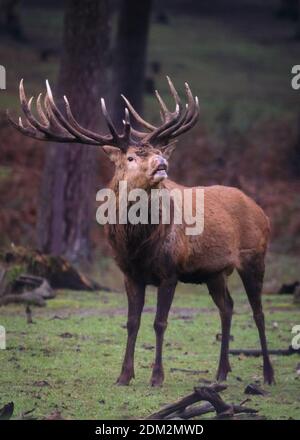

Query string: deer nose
154 155 167 167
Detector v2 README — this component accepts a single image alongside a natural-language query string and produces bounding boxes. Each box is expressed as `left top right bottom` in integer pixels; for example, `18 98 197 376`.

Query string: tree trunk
112 0 152 127
296 0 300 38
0 0 24 41
37 0 110 263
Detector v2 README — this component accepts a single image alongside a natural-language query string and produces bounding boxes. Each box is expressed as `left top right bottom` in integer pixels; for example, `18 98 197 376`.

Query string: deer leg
238 255 275 385
116 277 145 386
150 278 177 387
207 273 234 382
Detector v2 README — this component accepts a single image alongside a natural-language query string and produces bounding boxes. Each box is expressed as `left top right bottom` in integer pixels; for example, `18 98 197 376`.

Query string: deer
8 77 275 387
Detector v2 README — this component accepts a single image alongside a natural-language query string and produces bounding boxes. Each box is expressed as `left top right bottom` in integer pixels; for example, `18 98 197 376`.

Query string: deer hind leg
207 272 234 382
116 277 145 386
151 278 177 387
238 253 275 385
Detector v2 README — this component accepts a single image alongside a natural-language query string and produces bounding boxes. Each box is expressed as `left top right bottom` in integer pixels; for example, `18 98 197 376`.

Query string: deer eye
127 156 134 162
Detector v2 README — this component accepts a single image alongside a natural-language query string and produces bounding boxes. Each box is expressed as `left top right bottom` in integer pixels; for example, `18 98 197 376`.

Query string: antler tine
45 81 125 146
18 80 75 142
143 103 181 144
121 94 156 131
166 76 182 111
8 79 124 146
122 107 131 144
43 92 74 136
153 81 199 142
155 90 170 122
45 80 95 143
154 77 183 124
126 76 197 145
170 96 200 138
7 109 71 142
153 103 189 141
36 93 49 126
168 82 197 131
63 95 111 145
100 98 120 143
19 79 49 134
7 110 43 140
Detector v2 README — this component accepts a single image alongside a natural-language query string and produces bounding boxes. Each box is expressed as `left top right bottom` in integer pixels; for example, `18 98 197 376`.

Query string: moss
5 264 26 285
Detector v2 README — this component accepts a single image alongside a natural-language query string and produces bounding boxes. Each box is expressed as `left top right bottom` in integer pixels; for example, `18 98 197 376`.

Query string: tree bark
37 0 110 263
112 0 153 127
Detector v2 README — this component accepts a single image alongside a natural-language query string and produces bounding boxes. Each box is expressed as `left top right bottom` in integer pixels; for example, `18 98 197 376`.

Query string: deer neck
107 176 171 249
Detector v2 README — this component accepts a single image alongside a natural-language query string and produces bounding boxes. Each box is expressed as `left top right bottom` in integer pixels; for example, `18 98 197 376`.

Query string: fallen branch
229 345 300 356
170 368 209 375
165 402 215 419
146 384 258 420
0 279 55 323
0 279 55 307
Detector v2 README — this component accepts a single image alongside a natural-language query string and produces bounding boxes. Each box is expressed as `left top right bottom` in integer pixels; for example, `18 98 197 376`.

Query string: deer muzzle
152 156 168 181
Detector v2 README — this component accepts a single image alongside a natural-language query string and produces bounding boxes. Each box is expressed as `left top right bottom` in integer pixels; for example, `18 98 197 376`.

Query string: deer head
7 77 199 189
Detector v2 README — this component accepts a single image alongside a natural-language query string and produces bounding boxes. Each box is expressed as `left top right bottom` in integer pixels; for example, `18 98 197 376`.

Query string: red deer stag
8 78 275 386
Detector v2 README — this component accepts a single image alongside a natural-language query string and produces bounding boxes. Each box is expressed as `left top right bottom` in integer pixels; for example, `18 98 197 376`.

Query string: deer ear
161 142 177 160
102 145 122 163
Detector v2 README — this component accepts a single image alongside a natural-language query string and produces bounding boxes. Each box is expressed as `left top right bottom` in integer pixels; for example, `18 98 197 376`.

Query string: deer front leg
151 278 177 387
207 273 234 382
116 277 145 386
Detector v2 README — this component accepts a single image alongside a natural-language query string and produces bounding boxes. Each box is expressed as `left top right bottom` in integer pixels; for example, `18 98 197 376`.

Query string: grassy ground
0 254 299 420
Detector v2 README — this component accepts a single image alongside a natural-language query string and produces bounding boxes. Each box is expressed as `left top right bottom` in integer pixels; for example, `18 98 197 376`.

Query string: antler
7 79 134 151
8 76 199 151
122 76 199 145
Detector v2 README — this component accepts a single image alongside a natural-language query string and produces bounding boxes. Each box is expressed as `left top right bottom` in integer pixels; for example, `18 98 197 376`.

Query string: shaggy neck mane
106 176 172 275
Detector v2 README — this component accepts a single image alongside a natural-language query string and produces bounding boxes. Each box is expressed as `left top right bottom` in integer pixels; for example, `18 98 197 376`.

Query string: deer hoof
150 375 164 387
263 364 275 385
216 369 230 382
116 374 133 386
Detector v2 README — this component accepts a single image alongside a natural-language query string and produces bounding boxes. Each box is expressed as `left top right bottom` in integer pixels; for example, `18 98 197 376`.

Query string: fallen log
278 281 299 295
1 245 111 291
0 279 55 324
244 383 267 396
229 345 300 356
170 368 209 375
146 383 258 420
294 285 300 304
0 279 54 305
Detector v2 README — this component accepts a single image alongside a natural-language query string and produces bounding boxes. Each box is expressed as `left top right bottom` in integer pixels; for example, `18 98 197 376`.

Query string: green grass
0 260 299 420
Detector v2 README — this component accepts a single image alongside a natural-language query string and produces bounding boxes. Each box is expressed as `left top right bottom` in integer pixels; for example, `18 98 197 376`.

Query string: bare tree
112 0 153 126
37 0 110 262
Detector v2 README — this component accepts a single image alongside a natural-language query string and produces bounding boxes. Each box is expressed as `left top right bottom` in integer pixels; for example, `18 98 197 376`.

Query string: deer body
104 167 273 387
10 77 274 387
107 180 269 286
